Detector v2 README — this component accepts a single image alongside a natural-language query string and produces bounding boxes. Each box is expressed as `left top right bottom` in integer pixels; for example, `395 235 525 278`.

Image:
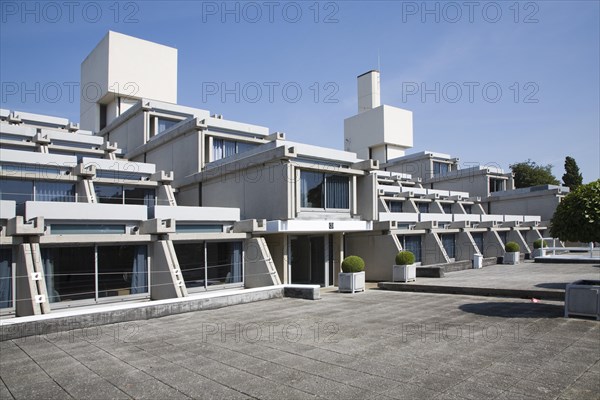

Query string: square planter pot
503 252 520 265
338 271 365 293
393 264 416 283
565 280 600 320
532 248 546 258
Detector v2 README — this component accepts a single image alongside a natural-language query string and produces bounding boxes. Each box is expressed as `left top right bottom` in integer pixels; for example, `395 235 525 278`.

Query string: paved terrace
1 288 599 399
380 262 600 300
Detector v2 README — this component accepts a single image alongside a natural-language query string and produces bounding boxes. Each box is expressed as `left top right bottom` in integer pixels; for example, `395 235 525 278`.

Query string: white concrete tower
358 70 381 113
344 71 413 163
80 31 178 132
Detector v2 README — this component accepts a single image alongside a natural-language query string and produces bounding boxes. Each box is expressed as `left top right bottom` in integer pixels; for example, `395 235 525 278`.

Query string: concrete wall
145 130 200 180
345 231 400 281
486 194 561 221
244 238 281 288
357 173 377 221
201 163 292 221
264 234 287 284
105 111 146 154
422 232 449 265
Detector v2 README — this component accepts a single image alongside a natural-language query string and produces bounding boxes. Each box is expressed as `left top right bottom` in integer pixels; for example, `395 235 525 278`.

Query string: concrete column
15 243 50 317
264 234 288 284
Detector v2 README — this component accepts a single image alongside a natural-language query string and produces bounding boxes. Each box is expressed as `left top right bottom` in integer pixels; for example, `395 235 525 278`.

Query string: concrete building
1 32 553 317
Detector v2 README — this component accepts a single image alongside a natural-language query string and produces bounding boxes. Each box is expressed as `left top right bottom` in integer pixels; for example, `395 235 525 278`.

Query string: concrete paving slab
379 261 600 300
1 290 599 399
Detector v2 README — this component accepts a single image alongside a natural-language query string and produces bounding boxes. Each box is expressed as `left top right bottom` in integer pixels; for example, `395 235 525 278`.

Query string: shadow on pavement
459 302 563 318
535 282 567 289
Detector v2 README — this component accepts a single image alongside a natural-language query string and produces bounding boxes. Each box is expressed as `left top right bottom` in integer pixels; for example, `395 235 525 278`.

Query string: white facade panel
25 201 147 221
152 205 240 222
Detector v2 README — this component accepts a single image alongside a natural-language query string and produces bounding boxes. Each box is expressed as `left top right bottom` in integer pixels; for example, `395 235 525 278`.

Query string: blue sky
1 1 598 182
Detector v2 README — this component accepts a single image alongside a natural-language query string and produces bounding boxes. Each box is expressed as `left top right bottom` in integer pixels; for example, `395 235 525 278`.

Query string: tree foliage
562 156 583 191
510 160 559 188
550 180 600 243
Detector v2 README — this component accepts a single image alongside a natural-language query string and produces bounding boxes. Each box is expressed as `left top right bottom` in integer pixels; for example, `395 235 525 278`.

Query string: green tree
562 156 583 191
550 180 600 243
510 160 559 188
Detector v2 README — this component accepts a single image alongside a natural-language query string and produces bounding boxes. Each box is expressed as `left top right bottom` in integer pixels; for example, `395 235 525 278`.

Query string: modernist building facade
1 32 552 317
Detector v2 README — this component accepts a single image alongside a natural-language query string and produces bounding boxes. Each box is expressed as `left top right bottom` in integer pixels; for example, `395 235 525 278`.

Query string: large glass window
387 201 403 212
95 185 155 205
489 178 505 193
300 171 349 210
441 234 456 259
463 204 472 214
417 202 430 213
36 182 76 202
402 235 422 262
0 248 13 309
98 246 148 297
213 139 257 161
174 241 243 291
433 162 449 176
0 179 33 206
42 245 148 305
157 118 179 134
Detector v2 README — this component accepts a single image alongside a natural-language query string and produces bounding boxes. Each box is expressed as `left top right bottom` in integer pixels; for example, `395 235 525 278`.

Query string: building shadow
459 302 563 318
535 282 567 289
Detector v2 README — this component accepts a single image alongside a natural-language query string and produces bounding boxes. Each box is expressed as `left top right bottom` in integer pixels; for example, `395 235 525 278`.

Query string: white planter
503 252 520 265
338 271 365 293
565 280 600 320
532 248 546 258
473 254 483 269
393 264 416 283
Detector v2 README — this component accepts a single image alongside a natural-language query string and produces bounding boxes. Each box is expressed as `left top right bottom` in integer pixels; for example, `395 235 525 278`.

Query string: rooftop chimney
357 70 381 113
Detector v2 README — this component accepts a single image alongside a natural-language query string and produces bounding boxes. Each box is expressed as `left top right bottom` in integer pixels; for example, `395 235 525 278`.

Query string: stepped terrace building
0 32 550 317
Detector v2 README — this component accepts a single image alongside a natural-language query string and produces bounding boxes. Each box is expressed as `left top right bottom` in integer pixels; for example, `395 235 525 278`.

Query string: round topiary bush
505 242 520 252
395 251 415 265
341 256 365 273
533 239 547 249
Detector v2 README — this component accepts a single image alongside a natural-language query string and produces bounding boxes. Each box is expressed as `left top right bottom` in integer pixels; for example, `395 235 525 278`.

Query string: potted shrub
532 239 547 258
338 255 365 293
393 251 416 283
503 242 520 264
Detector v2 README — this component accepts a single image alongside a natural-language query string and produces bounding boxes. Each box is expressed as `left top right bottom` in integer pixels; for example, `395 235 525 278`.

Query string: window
42 245 148 304
441 234 456 259
433 162 449 176
441 203 452 214
36 182 76 202
300 171 349 210
489 178 505 193
0 179 76 205
0 248 13 309
402 235 422 262
212 139 258 161
387 201 403 212
95 185 155 206
174 241 243 291
417 202 429 213
464 204 472 214
0 179 33 205
157 118 178 134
